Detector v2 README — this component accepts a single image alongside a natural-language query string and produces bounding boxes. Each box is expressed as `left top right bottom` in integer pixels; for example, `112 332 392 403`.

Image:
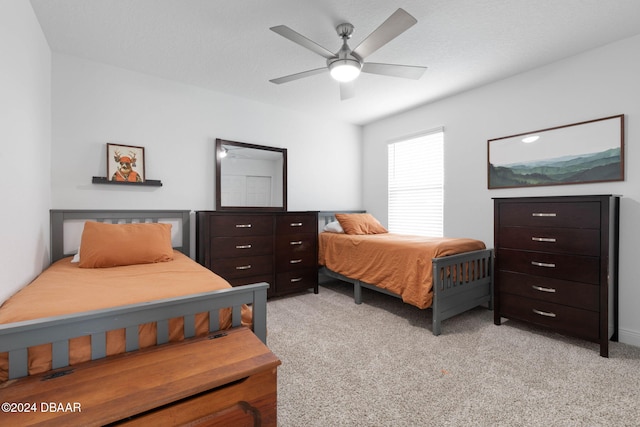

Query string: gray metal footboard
319 248 493 335
431 249 493 335
0 282 268 380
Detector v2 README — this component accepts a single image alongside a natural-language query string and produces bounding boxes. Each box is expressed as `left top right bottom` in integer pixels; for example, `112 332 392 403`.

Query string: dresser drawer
210 215 273 237
499 202 600 228
210 236 273 259
275 247 316 271
210 255 273 279
275 233 315 257
121 368 278 426
497 271 599 311
276 269 318 293
497 226 600 256
276 213 317 235
499 293 599 341
497 248 599 284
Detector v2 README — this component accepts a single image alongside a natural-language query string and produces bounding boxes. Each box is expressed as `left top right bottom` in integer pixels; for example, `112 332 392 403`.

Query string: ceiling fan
269 8 427 100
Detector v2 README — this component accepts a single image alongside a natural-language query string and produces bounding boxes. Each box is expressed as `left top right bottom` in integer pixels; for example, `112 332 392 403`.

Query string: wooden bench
0 327 280 426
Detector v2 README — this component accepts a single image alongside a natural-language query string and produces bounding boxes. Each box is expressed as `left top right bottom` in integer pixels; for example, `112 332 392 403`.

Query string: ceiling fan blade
352 8 417 59
339 81 355 100
270 25 335 60
361 62 427 80
269 67 327 85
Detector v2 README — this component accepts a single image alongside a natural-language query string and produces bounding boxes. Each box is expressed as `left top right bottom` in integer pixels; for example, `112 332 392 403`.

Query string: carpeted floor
266 281 640 427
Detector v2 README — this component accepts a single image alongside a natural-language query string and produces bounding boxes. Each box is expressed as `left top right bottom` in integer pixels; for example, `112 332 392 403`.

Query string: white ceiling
30 0 640 125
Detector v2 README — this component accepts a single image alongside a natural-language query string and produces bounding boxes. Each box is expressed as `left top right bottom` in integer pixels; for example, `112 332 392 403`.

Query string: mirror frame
215 138 287 211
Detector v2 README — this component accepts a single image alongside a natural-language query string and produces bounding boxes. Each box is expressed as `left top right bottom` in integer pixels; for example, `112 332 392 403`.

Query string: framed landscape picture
488 115 624 189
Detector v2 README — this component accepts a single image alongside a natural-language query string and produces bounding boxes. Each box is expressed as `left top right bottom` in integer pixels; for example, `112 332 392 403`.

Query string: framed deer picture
107 143 145 183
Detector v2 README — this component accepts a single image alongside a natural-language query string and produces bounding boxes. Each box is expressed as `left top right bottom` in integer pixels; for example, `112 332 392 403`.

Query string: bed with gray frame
318 211 493 335
0 209 268 381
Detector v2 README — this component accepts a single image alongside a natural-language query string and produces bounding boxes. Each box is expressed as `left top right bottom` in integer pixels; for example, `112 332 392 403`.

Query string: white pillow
323 221 344 233
71 246 80 263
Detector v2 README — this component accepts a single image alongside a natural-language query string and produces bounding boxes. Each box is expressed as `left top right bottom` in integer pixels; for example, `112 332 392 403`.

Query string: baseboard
617 328 640 348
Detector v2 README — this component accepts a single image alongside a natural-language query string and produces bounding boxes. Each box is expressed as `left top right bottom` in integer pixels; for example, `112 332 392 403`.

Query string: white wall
0 1 51 304
51 54 362 213
50 55 363 258
363 34 640 347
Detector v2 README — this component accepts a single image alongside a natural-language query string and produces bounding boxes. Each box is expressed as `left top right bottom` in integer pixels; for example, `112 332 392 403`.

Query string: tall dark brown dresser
493 195 619 357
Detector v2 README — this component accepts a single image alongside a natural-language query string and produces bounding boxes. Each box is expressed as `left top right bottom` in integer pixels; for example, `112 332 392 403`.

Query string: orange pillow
78 221 174 268
335 213 388 235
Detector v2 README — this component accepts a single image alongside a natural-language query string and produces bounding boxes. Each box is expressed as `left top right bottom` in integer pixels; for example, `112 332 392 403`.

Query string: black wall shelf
92 177 163 187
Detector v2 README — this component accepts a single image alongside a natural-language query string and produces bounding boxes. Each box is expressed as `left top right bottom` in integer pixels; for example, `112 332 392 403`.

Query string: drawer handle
290 277 303 283
236 265 252 270
235 244 252 249
531 261 556 268
290 222 303 227
290 241 303 245
290 259 302 264
533 309 556 318
532 212 557 217
531 237 557 243
532 285 556 293
235 224 252 228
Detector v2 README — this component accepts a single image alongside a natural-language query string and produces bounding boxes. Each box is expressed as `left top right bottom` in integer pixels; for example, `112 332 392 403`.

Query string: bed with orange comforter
318 212 493 335
0 210 268 382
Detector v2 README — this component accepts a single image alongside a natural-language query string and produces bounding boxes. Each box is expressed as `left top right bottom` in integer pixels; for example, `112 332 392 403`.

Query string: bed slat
157 319 169 345
232 304 242 327
252 292 267 342
184 314 196 338
209 311 220 332
9 349 28 379
51 340 69 370
125 326 138 352
92 332 107 359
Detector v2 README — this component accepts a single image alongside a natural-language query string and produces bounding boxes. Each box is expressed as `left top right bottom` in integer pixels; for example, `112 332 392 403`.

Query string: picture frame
107 143 145 183
488 114 624 189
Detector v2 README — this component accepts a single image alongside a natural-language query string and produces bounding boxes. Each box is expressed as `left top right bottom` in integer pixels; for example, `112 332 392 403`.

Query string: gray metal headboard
318 210 366 227
50 210 191 263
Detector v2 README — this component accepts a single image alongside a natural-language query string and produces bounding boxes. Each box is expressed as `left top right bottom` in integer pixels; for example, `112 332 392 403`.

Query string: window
388 129 444 236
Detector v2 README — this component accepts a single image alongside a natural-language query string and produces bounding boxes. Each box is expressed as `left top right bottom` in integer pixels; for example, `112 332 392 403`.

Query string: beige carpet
266 280 640 427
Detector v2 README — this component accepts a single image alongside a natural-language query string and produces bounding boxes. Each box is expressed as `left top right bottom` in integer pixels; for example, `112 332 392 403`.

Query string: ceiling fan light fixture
329 58 361 82
270 9 425 98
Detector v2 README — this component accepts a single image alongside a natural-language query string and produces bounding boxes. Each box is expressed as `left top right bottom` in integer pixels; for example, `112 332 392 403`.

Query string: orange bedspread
0 251 251 380
318 232 486 309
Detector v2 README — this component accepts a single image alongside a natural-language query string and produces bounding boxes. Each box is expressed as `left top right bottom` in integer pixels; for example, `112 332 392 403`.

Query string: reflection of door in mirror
221 175 272 207
246 176 272 206
216 139 287 211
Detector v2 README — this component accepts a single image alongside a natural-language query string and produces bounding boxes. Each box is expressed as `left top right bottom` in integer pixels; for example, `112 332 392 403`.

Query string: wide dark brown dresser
196 211 318 298
493 195 619 357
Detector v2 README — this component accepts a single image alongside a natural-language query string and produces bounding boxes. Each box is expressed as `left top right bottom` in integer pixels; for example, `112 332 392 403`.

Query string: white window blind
388 129 444 236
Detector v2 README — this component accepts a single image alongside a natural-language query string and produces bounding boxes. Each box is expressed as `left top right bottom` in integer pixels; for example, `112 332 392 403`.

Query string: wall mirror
215 138 287 211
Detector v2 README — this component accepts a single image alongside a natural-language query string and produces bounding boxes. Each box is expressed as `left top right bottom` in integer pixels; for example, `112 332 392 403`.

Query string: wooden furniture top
0 327 281 426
